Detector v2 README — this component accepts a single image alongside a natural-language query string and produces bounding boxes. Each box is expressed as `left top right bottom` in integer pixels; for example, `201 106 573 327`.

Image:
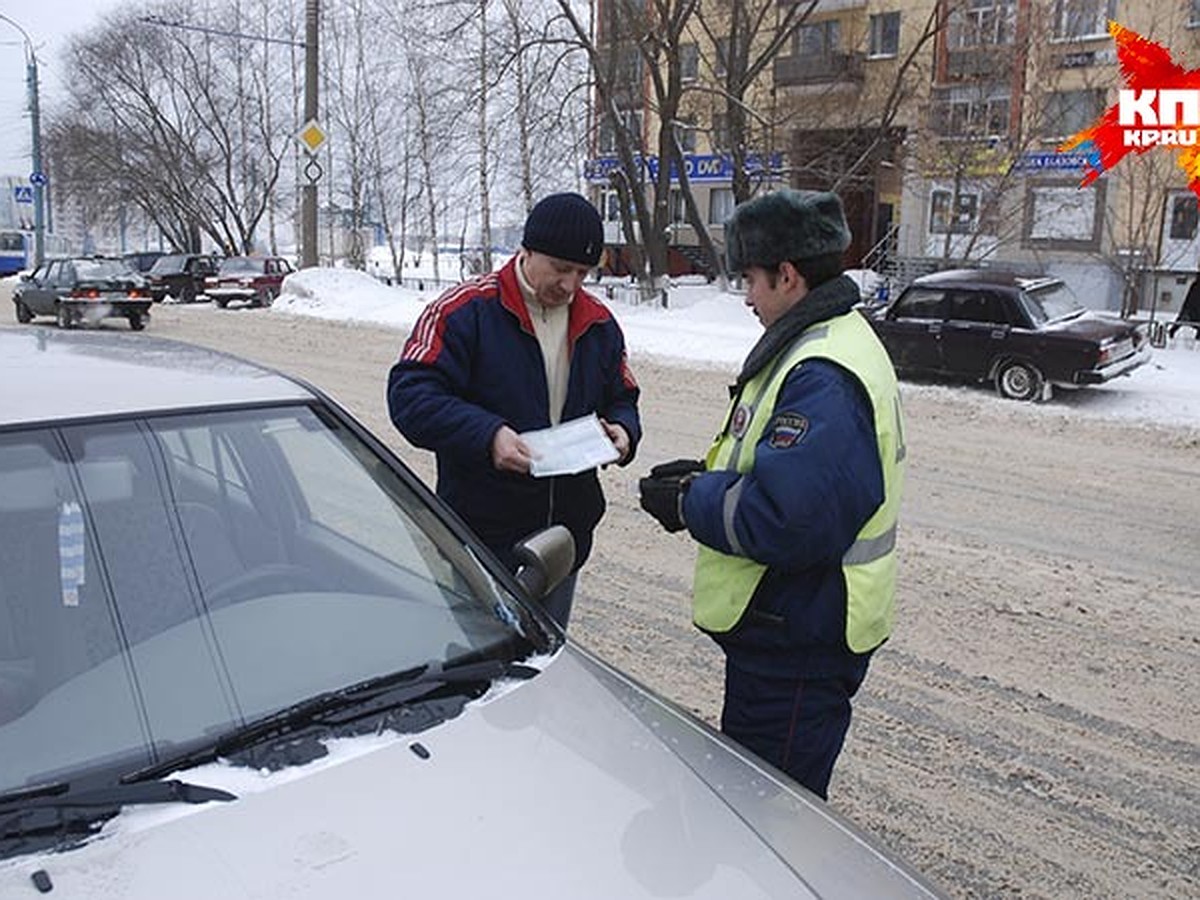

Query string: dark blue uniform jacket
388 256 641 572
682 359 884 678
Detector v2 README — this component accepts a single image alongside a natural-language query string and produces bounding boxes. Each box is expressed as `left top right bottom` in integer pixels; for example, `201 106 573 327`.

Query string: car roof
911 268 1062 292
0 328 314 428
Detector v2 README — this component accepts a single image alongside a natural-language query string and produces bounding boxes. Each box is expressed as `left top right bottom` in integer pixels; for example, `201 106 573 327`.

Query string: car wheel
214 297 228 309
254 288 271 308
180 283 196 304
128 312 146 331
995 359 1045 402
14 300 33 324
56 303 75 330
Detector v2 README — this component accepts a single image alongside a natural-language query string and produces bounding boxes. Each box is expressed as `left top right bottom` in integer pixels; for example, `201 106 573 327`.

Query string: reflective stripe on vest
693 310 906 653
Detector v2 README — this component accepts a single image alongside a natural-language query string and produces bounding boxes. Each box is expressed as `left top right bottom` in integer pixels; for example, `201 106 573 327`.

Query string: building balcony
778 0 866 9
773 52 865 87
945 48 1014 80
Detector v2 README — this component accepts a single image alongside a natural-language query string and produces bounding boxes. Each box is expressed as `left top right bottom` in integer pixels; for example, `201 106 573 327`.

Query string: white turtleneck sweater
515 257 571 425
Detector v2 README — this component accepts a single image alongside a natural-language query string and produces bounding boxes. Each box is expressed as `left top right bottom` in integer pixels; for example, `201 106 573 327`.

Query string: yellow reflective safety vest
693 309 906 653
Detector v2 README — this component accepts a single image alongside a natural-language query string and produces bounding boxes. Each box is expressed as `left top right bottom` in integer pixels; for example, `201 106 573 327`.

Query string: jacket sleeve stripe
401 275 497 364
723 478 746 555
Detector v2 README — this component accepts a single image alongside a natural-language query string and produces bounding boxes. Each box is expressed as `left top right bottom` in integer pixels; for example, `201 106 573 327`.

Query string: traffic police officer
638 189 906 799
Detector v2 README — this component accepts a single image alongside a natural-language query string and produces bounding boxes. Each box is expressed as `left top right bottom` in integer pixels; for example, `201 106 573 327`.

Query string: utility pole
0 14 45 268
301 0 319 268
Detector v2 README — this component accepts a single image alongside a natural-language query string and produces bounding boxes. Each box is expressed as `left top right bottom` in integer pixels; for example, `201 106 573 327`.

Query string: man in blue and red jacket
388 193 641 629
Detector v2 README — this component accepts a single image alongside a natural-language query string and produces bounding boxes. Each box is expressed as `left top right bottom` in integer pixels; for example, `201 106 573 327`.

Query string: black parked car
11 257 152 331
865 269 1151 401
147 253 221 303
122 251 167 275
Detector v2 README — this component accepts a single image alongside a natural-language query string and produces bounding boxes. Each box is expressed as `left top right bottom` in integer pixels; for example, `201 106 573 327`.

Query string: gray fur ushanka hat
724 189 851 273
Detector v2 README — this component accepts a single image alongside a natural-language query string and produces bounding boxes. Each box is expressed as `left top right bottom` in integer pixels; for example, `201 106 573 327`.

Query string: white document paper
522 413 620 478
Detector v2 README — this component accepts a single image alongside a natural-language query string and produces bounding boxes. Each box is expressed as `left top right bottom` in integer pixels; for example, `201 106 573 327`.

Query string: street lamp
0 13 46 269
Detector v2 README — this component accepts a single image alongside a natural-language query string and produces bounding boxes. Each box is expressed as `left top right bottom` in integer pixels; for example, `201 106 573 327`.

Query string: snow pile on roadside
276 268 428 327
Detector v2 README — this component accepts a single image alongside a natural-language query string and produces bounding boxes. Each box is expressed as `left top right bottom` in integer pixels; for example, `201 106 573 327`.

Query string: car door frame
879 287 948 373
939 288 1017 380
25 260 66 316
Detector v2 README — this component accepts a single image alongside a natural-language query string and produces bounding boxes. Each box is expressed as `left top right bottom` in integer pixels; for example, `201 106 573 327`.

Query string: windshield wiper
121 658 538 784
0 779 234 814
0 779 235 857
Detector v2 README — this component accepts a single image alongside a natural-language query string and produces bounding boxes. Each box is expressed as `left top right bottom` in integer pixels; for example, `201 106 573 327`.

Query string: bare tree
53 3 292 255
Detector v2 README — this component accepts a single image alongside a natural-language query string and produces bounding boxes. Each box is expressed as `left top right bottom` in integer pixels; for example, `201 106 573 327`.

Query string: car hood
0 647 936 899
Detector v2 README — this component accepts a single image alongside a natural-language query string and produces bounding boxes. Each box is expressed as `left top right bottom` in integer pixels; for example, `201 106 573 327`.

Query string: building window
598 110 643 154
616 44 642 85
869 12 901 57
933 87 1011 137
669 189 687 225
681 43 699 81
711 113 729 152
709 188 735 226
1040 89 1105 139
1169 195 1199 240
930 189 980 234
1052 0 1116 40
795 20 841 57
603 191 622 223
1024 183 1101 248
948 0 1016 49
714 37 730 78
674 117 696 153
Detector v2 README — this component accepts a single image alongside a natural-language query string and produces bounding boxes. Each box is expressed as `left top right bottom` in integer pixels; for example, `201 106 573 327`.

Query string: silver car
0 327 943 899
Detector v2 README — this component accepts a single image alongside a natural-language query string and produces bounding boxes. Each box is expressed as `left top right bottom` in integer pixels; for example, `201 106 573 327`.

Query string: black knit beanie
522 193 605 267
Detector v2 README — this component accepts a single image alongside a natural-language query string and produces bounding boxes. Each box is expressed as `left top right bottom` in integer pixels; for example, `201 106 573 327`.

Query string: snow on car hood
0 648 833 899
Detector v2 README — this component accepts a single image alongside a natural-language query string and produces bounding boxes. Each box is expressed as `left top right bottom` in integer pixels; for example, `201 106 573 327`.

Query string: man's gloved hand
638 459 705 533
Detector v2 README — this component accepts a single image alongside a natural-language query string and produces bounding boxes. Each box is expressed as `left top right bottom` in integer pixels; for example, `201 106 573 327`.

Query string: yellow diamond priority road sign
298 119 327 154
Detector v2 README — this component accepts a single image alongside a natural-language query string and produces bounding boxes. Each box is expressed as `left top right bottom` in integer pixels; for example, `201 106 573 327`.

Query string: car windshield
149 255 190 275
1018 281 1084 325
220 257 264 275
0 405 540 794
75 259 137 281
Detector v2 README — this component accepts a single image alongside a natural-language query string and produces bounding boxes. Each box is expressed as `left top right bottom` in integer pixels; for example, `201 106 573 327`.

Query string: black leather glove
638 459 704 533
647 458 706 479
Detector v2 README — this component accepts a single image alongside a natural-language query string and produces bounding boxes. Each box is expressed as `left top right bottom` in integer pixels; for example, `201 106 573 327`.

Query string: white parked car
0 327 943 898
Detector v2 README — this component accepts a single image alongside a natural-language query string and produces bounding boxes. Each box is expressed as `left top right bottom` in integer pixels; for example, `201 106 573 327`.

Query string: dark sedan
12 257 152 331
147 253 221 303
865 269 1150 401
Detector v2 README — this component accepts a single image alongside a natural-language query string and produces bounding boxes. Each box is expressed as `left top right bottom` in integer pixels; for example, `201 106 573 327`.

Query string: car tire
996 359 1045 402
180 283 196 304
214 297 228 309
56 303 74 330
254 289 271 308
128 312 146 331
14 300 33 324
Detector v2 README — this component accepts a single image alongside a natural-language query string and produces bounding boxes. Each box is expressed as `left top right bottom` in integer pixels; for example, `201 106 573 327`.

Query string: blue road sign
13 186 33 204
29 171 47 185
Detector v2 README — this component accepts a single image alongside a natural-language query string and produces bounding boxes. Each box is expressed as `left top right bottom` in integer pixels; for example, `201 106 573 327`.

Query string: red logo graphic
1060 22 1200 200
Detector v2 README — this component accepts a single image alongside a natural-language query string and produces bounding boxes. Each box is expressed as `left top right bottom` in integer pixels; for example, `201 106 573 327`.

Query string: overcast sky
0 0 130 177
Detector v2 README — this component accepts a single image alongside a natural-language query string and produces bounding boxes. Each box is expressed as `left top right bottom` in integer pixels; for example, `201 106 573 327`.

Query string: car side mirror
513 525 575 601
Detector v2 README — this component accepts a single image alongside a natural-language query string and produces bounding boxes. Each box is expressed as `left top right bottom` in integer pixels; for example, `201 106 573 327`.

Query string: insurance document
521 413 620 477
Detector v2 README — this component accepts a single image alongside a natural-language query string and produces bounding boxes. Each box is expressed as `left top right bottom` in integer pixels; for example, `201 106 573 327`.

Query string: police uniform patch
731 404 751 439
767 412 809 449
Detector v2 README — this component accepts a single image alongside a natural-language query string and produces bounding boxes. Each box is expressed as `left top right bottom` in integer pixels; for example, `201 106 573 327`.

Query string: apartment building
587 0 1200 313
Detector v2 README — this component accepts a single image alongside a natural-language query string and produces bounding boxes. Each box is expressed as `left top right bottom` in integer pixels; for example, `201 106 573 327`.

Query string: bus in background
0 230 72 276
0 230 25 277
